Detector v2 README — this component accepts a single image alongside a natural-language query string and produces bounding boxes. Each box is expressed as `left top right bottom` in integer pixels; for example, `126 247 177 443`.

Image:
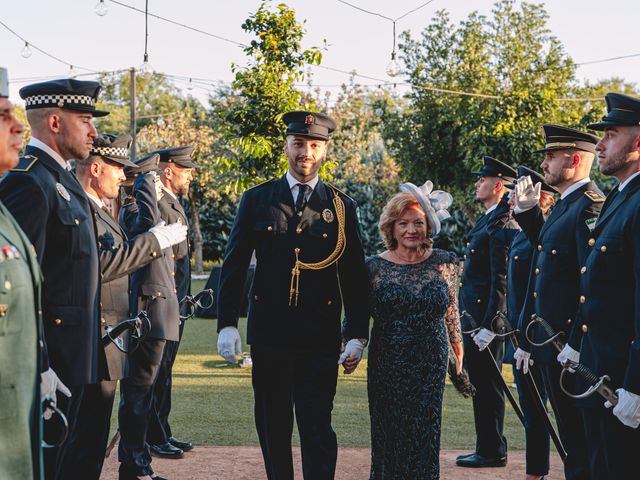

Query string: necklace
389 247 431 264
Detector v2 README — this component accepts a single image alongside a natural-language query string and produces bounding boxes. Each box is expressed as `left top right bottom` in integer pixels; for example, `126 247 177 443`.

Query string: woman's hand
452 341 464 375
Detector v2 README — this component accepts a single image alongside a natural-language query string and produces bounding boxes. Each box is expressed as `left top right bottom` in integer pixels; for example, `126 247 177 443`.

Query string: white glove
338 339 366 365
41 368 71 420
149 221 188 250
557 344 580 369
472 328 496 351
605 388 640 429
217 326 242 364
513 348 533 374
514 176 541 212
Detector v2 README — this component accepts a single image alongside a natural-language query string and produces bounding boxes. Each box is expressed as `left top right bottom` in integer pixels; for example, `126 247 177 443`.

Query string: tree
213 0 322 192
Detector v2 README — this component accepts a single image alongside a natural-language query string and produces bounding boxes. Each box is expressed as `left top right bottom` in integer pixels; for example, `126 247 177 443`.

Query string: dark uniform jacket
459 202 512 331
119 174 180 341
90 201 161 380
0 201 44 480
217 176 370 351
0 145 100 386
571 175 640 406
515 180 603 363
159 193 190 305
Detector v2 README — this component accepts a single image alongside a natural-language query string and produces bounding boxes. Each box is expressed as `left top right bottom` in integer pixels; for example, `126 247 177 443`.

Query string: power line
336 0 437 23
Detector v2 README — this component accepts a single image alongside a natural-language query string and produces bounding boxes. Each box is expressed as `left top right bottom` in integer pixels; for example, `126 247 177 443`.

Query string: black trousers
251 345 339 480
513 363 550 476
463 336 507 459
148 319 186 445
51 380 117 480
541 361 589 480
118 338 166 476
582 405 640 478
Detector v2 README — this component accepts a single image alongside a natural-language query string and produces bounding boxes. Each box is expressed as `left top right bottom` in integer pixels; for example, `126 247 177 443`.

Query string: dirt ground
101 446 564 479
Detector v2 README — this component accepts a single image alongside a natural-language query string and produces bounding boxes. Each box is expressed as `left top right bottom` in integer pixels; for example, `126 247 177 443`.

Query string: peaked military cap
124 152 160 178
19 78 109 117
155 146 197 168
588 93 640 131
506 166 557 194
282 111 336 141
0 67 8 97
533 124 599 154
90 134 136 167
471 156 517 181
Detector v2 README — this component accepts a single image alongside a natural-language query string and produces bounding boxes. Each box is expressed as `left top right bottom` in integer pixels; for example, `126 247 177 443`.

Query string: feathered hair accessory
399 181 453 236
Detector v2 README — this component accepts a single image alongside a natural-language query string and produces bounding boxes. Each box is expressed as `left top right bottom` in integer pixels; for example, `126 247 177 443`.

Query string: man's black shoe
455 453 507 468
168 436 193 452
119 464 170 480
455 452 476 461
149 442 184 459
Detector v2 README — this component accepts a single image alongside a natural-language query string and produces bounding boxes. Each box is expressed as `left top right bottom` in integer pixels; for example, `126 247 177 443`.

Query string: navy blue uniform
459 205 510 460
571 175 640 477
515 180 603 480
217 176 370 479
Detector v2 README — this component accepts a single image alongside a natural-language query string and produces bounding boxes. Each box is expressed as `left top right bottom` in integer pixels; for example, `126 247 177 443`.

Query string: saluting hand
514 175 541 212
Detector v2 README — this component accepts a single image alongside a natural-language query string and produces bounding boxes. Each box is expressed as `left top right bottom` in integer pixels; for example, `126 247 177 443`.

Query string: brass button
463 254 468 260
567 319 572 325
172 272 175 277
538 245 542 251
74 218 80 225
535 268 540 275
581 324 588 333
267 226 273 232
296 228 302 234
459 282 463 288
39 340 44 348
580 266 587 274
600 245 607 253
151 251 157 257
327 300 332 306
471 249 476 254
54 318 62 326
580 295 586 304
4 280 11 290
551 249 557 255
588 238 595 247
322 233 328 239
156 291 161 296
173 288 177 294
466 242 470 247
476 299 482 304
254 295 258 301
533 292 538 298
514 255 519 260
101 318 106 326
171 254 175 259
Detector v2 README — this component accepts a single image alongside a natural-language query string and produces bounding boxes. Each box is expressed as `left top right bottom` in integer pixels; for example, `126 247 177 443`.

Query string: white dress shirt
29 137 70 171
286 171 319 203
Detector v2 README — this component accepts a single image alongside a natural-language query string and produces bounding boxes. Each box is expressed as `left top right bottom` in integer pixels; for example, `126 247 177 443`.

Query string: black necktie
295 184 310 214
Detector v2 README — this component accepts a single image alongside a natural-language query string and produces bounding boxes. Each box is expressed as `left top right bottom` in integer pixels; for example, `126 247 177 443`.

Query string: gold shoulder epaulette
327 183 354 202
11 155 38 172
584 190 605 203
246 178 276 191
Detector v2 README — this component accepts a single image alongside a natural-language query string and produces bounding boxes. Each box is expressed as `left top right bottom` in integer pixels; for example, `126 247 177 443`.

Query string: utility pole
129 67 136 161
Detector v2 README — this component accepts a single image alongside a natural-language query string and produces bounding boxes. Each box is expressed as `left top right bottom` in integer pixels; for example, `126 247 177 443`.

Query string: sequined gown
367 249 462 480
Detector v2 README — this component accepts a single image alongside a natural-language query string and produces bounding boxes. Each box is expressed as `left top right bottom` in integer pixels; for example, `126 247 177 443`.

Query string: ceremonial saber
494 312 567 462
461 311 526 427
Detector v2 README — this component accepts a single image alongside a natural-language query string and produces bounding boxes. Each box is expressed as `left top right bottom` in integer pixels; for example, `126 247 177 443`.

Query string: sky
2 0 639 106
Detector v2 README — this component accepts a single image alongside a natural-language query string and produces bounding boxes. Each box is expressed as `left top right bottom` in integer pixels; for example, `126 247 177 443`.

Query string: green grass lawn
112 278 555 450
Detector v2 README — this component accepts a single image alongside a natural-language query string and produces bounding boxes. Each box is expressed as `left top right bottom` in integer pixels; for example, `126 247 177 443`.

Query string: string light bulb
21 42 32 58
68 65 77 78
386 52 400 77
95 0 109 16
138 53 154 79
187 78 193 91
144 102 153 113
156 117 166 128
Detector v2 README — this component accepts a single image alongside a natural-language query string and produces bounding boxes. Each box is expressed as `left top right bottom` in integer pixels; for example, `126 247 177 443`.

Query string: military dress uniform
118 158 180 477
217 112 370 480
488 166 557 477
569 93 640 478
0 200 45 480
148 147 197 452
514 125 602 480
72 135 163 479
0 79 107 480
458 157 515 466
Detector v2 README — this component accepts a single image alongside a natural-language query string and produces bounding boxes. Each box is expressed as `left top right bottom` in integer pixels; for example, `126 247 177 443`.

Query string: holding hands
338 339 367 374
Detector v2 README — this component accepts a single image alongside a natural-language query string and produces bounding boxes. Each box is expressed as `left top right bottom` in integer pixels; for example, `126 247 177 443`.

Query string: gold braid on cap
289 187 347 307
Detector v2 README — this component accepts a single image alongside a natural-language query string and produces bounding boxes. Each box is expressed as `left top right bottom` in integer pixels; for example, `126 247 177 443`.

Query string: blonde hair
379 191 433 250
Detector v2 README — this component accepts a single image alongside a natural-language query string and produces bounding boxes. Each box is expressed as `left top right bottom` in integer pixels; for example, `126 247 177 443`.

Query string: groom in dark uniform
217 111 371 479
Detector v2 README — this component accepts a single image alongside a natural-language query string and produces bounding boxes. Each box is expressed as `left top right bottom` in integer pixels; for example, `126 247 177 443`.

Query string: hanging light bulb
386 52 401 77
68 65 77 78
187 78 193 91
144 102 153 113
21 42 32 59
156 117 166 128
138 53 153 79
95 0 109 16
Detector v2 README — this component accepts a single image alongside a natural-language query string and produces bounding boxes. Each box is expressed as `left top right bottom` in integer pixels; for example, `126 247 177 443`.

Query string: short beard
600 154 629 176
